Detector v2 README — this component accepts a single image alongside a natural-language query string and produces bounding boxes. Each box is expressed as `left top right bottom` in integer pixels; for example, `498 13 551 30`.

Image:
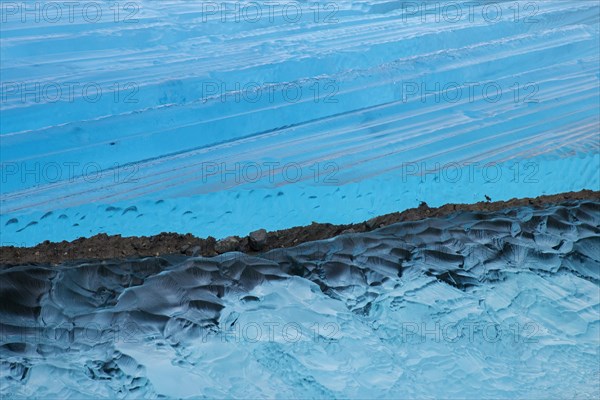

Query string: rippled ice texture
1 201 599 399
1 0 599 246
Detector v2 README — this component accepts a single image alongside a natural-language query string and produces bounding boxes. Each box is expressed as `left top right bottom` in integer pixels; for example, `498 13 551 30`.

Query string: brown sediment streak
1 190 598 266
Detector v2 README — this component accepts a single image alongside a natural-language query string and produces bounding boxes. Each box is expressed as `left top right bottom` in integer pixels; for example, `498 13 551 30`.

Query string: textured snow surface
1 201 599 399
1 0 599 245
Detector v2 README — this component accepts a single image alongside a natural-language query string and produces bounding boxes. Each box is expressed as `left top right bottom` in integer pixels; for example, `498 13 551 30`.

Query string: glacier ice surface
1 0 599 245
1 201 599 398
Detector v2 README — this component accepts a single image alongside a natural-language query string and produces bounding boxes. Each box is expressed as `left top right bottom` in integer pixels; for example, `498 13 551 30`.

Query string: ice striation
1 201 599 398
1 0 599 246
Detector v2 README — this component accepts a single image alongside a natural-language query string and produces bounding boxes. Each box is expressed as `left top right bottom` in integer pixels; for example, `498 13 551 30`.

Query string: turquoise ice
1 3 599 398
1 200 598 398
1 1 599 244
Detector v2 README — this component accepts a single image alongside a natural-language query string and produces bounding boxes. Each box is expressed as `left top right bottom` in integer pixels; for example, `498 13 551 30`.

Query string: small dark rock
366 217 380 230
186 245 201 256
215 236 239 254
248 229 267 251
